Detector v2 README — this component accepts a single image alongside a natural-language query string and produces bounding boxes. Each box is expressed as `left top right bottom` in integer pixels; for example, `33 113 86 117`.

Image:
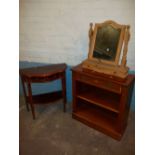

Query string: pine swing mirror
82 20 130 79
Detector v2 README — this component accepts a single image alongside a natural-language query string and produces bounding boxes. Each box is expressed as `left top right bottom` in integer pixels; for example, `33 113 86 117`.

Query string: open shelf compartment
76 81 121 113
73 99 121 140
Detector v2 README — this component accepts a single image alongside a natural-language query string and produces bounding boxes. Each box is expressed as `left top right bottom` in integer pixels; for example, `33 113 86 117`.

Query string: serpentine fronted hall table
20 63 67 119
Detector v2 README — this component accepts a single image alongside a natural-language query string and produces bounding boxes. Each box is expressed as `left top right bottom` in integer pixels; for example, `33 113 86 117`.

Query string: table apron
21 73 64 83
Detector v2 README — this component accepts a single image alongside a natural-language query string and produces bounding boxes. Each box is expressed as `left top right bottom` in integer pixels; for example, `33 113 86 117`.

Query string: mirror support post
121 26 130 67
88 23 94 58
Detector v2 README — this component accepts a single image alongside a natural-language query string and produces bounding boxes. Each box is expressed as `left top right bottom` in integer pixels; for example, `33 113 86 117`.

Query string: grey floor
19 96 135 155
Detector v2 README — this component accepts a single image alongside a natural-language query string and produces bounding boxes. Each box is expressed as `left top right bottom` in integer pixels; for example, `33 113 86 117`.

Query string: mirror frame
88 20 126 66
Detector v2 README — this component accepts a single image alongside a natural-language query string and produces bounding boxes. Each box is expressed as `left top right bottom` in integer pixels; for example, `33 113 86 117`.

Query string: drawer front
30 74 60 83
76 74 121 94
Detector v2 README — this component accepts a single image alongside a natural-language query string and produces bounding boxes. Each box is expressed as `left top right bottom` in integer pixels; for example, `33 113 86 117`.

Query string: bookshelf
72 64 134 140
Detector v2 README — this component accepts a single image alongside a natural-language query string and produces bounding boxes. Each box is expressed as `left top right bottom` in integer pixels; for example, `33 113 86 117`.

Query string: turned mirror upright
82 20 131 79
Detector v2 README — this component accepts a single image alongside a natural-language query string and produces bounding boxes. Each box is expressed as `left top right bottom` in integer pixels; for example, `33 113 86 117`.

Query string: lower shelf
26 91 63 104
72 104 122 140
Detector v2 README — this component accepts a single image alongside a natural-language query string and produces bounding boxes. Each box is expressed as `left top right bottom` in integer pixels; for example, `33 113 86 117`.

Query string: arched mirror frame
88 20 130 67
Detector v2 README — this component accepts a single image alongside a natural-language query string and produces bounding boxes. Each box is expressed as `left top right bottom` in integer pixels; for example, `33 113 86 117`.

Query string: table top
20 63 67 78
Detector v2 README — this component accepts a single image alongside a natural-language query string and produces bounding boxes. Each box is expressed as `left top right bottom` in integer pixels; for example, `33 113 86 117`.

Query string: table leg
61 72 66 112
27 82 35 119
21 77 29 111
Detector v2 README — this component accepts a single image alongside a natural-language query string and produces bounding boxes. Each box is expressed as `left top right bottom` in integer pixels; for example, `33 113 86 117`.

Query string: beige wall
20 0 135 69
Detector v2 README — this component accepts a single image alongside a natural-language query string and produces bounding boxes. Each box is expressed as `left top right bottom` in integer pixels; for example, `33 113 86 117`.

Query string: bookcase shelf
73 100 121 139
76 83 120 113
72 64 134 140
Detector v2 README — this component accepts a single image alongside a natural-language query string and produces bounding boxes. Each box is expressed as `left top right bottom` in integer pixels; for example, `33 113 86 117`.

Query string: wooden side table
19 63 67 119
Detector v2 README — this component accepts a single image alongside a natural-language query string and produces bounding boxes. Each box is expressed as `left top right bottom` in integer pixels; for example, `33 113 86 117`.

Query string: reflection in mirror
93 25 121 61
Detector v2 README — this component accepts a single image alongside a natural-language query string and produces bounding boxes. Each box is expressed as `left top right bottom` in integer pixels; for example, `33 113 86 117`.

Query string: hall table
20 63 67 119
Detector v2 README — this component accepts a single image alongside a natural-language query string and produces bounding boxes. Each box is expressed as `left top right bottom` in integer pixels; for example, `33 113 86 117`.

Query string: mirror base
82 59 129 80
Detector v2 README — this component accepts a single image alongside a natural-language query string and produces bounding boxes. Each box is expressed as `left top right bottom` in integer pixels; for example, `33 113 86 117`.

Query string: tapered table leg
61 72 66 112
21 77 29 111
27 82 35 119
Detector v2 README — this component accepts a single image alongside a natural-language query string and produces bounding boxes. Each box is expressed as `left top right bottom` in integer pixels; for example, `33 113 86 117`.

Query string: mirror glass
93 25 121 61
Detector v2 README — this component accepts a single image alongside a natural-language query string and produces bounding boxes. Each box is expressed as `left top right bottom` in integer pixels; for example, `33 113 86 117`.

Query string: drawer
76 74 121 94
30 74 60 83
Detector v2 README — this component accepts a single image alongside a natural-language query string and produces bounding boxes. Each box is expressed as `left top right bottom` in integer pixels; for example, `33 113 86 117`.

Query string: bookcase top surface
72 64 134 86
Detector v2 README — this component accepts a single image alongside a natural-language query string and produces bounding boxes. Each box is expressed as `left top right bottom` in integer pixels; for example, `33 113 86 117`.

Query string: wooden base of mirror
82 59 129 79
